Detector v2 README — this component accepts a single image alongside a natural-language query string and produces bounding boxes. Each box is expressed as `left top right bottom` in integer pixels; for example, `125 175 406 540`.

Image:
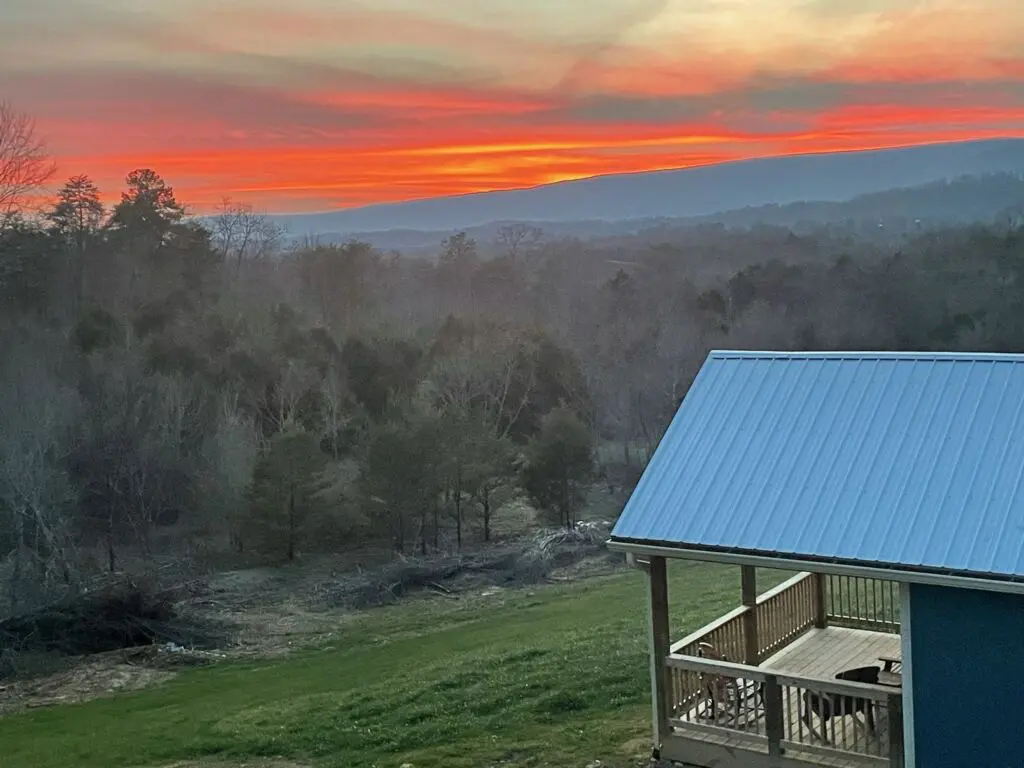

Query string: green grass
0 562 791 768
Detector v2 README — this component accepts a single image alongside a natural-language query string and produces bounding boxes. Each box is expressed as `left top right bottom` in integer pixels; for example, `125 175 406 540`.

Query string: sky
2 0 1024 214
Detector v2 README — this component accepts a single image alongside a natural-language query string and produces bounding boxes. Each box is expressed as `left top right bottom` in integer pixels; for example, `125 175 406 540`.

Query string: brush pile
313 520 614 609
0 574 229 663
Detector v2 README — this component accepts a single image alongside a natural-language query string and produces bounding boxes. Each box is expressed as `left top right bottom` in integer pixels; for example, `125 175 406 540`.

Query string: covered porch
645 558 905 768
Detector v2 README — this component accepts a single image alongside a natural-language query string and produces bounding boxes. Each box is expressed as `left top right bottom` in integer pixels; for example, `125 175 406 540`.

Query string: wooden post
741 565 759 665
812 572 827 628
763 673 785 760
887 691 905 766
646 556 671 747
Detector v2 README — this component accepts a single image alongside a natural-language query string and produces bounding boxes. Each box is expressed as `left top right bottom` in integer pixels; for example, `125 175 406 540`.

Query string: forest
2 100 1024 628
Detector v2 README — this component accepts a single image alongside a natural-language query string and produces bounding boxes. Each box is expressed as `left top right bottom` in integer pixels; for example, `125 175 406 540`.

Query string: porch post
645 555 671 747
812 572 827 628
740 565 759 665
899 582 914 767
763 673 785 758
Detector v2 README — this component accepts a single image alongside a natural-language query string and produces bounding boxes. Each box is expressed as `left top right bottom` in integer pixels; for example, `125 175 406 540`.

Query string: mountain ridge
281 171 1024 254
270 137 1024 235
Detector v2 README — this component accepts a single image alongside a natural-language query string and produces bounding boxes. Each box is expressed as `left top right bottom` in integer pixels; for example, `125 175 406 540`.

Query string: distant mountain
688 171 1024 229
270 138 1024 237
291 171 1024 255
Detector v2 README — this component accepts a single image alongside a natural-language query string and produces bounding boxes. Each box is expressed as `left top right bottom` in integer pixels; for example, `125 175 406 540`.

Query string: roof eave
607 538 1024 597
708 349 1024 362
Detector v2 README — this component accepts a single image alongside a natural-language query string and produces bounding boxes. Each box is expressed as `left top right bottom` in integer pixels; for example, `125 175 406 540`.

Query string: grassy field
0 561 790 768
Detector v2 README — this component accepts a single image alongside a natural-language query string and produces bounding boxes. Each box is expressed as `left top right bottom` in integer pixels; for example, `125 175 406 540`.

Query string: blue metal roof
611 351 1024 581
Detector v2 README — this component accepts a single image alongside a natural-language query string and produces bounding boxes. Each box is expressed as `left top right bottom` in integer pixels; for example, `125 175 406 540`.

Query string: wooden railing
665 571 900 720
755 572 820 661
668 606 748 716
666 654 904 766
666 572 820 716
825 575 900 634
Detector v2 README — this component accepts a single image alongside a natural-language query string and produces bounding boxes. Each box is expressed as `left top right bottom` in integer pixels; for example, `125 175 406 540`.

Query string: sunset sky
3 0 1024 213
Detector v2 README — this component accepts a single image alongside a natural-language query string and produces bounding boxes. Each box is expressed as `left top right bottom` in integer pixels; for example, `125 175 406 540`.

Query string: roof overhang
608 538 1024 597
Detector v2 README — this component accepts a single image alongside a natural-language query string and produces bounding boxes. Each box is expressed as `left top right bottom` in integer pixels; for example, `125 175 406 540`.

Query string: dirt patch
187 558 366 659
0 643 230 714
1 656 166 714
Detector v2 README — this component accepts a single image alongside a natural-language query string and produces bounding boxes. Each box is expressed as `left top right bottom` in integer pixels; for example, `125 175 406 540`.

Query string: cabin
608 351 1024 768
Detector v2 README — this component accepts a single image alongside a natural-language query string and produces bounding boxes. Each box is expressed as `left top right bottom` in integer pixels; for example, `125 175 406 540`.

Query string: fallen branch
311 522 613 610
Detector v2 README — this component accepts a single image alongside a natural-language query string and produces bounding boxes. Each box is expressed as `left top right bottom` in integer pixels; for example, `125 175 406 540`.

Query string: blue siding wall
908 583 1024 767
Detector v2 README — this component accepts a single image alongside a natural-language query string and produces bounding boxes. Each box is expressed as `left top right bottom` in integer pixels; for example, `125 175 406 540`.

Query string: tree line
2 100 1023 617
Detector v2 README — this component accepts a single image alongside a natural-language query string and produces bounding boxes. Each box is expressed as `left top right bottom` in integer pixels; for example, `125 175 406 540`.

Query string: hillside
0 559 791 768
271 138 1024 237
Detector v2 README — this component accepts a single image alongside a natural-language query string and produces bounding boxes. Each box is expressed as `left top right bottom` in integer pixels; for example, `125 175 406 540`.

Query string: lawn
0 561 790 768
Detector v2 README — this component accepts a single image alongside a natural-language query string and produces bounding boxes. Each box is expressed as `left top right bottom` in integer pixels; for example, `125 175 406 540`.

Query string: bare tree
419 323 539 548
0 337 80 614
421 326 537 441
199 393 262 551
69 360 198 571
211 197 284 277
0 101 57 219
321 364 350 460
254 359 320 434
118 375 202 551
496 223 543 263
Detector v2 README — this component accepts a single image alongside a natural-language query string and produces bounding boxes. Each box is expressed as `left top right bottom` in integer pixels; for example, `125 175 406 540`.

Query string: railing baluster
883 578 889 629
820 573 900 633
880 581 888 630
870 578 877 629
881 579 888 628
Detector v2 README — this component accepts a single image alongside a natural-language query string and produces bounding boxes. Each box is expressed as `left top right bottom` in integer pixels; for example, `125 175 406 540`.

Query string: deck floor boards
767 625 901 677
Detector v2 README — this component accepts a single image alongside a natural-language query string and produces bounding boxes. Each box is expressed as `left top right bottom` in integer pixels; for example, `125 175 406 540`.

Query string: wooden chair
802 665 880 743
697 642 762 727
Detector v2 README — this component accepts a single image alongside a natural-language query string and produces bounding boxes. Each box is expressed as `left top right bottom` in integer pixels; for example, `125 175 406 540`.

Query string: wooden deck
764 626 901 678
669 628 902 767
658 572 904 768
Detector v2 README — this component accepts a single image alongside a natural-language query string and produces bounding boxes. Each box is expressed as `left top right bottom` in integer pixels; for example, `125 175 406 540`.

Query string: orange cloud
43 99 1022 214
8 1 1023 213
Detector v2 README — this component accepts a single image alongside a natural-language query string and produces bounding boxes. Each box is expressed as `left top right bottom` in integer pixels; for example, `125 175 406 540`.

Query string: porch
649 565 905 768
